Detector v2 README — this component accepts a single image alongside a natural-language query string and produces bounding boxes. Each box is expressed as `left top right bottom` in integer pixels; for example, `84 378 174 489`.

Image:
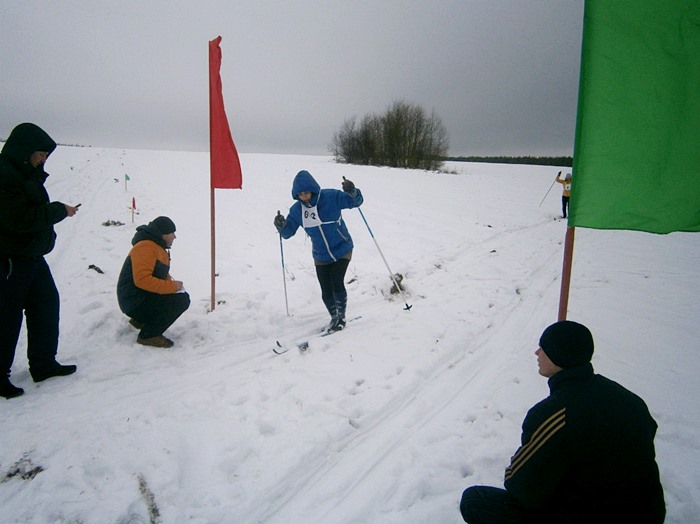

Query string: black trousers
460 486 547 524
0 256 61 377
315 258 349 318
127 291 190 339
562 195 570 217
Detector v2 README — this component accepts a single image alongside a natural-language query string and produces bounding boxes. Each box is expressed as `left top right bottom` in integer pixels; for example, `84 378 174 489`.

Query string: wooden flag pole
208 36 243 312
558 226 576 321
210 187 216 312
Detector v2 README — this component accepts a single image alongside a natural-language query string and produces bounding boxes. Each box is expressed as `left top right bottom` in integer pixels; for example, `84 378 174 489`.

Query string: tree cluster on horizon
330 100 449 171
446 155 573 167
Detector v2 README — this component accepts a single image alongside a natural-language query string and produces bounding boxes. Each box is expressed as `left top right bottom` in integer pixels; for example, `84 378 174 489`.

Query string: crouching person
117 216 190 348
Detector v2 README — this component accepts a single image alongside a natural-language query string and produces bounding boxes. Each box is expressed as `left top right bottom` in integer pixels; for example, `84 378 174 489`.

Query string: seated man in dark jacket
117 216 190 348
460 320 665 524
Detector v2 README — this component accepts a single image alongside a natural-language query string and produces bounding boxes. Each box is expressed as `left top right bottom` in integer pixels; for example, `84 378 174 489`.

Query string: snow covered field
1 147 698 523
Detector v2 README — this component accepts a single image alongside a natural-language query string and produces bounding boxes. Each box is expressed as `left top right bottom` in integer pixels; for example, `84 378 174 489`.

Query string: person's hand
274 212 286 230
65 203 81 217
342 178 355 193
174 281 184 292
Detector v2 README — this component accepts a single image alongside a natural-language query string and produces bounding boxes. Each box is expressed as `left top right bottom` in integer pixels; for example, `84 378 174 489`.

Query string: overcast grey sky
1 0 584 156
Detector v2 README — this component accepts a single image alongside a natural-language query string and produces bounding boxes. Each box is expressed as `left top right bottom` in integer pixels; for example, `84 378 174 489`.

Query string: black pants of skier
127 291 191 339
460 486 549 524
562 195 570 218
315 257 350 320
0 256 61 378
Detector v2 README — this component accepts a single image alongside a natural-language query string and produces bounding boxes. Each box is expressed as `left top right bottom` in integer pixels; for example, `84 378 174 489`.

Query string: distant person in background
274 170 363 333
555 171 572 218
117 216 190 348
459 320 665 524
0 123 80 399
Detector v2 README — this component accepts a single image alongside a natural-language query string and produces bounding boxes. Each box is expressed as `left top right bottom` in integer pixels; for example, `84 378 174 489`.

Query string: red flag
209 36 242 189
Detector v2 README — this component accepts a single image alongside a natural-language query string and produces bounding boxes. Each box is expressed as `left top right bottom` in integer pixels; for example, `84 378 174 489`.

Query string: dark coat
0 123 67 257
504 363 665 523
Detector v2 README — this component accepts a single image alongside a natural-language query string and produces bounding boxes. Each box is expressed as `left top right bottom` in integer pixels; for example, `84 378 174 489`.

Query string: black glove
274 212 286 230
342 179 355 193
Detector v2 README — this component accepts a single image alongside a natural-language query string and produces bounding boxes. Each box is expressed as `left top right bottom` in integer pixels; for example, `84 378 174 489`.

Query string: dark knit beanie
539 320 594 369
150 216 176 235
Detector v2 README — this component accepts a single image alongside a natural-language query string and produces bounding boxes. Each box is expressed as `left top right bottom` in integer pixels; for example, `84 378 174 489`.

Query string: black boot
31 363 77 383
327 293 347 333
323 300 337 330
327 317 346 333
1 377 24 399
335 293 347 323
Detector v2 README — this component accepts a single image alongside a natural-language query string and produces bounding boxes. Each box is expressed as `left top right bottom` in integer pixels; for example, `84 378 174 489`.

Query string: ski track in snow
262 226 566 522
1 149 698 523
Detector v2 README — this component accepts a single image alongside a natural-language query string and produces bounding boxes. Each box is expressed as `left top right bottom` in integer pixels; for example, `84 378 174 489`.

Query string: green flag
570 0 700 234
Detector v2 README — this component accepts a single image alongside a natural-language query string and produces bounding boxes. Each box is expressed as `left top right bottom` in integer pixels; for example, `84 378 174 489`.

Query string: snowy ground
1 148 698 523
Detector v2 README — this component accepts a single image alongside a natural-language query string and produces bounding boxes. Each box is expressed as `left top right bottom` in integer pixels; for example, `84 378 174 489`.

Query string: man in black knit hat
117 216 190 348
459 320 665 524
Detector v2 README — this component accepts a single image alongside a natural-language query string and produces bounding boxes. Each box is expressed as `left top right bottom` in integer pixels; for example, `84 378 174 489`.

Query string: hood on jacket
131 223 168 248
291 170 321 202
1 123 57 167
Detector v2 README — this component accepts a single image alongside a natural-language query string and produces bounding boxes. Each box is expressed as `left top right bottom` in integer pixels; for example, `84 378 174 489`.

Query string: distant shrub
330 100 448 171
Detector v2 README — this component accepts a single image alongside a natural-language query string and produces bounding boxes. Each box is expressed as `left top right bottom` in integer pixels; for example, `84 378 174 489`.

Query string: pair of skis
272 316 361 354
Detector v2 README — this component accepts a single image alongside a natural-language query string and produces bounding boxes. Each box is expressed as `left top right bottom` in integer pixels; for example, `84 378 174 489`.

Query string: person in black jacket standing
460 320 665 524
0 123 80 399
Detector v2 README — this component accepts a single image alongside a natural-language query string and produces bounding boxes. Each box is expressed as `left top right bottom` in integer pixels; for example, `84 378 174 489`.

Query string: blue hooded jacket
278 170 363 263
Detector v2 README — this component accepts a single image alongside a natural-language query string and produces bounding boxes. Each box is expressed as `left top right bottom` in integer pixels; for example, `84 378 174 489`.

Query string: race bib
302 204 324 228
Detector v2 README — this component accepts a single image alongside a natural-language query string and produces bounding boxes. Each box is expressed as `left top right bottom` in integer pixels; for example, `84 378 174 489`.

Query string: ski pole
347 184 411 310
277 211 290 316
539 173 559 207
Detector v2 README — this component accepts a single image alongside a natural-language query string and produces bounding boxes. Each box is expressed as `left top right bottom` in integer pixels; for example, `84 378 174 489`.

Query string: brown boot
137 335 174 348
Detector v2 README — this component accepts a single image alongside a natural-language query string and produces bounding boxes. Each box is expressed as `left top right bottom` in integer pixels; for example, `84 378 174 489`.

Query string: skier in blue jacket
274 170 363 333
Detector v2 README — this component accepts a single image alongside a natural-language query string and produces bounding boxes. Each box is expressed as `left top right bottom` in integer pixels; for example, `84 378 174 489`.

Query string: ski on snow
272 316 362 355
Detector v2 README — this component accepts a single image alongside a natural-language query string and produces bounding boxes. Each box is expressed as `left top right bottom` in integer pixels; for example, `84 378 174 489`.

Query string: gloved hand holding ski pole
274 210 286 230
341 178 355 194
